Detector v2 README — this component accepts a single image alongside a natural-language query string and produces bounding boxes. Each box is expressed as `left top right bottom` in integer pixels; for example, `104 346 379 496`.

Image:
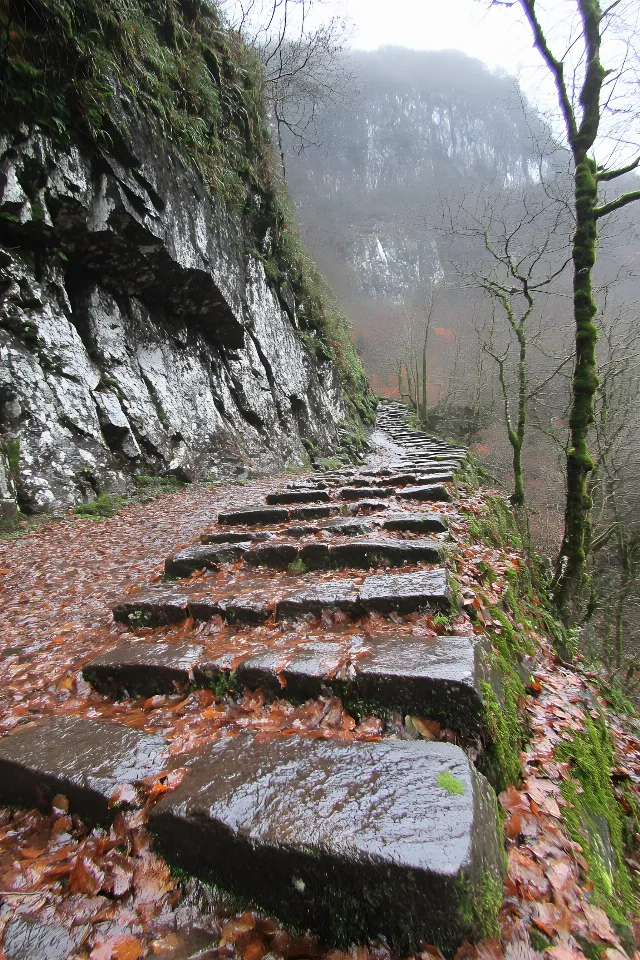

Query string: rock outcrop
0 123 350 513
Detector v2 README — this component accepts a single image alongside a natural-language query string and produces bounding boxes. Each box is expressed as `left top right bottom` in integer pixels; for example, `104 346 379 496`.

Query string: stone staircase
0 400 505 953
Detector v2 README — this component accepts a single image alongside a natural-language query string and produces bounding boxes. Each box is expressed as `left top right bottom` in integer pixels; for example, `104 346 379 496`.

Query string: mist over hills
283 47 552 382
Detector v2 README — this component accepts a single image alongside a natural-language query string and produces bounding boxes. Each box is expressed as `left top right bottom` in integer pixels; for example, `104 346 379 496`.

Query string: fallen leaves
1 471 638 960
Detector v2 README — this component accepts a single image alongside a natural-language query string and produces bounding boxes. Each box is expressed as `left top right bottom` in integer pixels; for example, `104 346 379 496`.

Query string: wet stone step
217 504 337 526
83 635 494 741
318 517 376 535
289 504 337 521
397 484 452 503
276 569 450 619
383 512 448 533
245 537 442 570
218 505 289 525
358 569 450 613
150 733 504 952
230 634 494 738
200 531 273 545
275 580 362 620
113 588 190 626
266 490 331 505
113 568 451 628
339 486 394 500
286 480 328 489
410 473 455 486
347 499 389 513
282 518 376 538
83 641 203 696
166 542 251 577
0 716 166 822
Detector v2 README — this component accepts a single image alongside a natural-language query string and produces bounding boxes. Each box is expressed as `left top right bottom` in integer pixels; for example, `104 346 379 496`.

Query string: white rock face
0 127 347 511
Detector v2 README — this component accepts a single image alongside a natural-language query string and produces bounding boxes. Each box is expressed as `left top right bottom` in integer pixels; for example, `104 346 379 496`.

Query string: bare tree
441 183 573 506
584 298 640 672
387 283 441 421
220 0 354 174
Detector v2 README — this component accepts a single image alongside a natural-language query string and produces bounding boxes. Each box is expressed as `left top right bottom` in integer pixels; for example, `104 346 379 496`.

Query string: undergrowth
554 717 640 928
465 486 640 932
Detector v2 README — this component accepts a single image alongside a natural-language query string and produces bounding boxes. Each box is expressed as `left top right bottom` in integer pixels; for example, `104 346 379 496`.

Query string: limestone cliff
0 0 373 514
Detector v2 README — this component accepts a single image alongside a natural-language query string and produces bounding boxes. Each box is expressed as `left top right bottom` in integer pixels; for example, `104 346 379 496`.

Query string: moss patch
554 716 639 924
436 771 465 795
73 492 126 518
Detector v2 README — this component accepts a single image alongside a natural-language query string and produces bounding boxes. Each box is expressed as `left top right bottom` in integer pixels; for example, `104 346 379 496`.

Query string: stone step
276 569 450 619
113 569 451 627
200 530 273 545
218 504 338 525
84 641 203 695
167 533 442 578
82 633 494 741
213 635 492 737
266 489 331 505
286 480 328 489
397 484 452 503
245 536 442 570
383 511 448 533
218 505 289 525
339 486 394 500
149 733 504 952
0 716 166 822
166 542 251 577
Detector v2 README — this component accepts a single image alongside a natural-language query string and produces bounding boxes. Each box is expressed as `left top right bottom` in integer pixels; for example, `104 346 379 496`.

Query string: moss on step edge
0 0 375 422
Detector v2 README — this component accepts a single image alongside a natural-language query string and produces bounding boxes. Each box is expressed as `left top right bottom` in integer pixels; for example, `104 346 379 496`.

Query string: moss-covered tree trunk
520 0 640 624
421 341 428 424
553 157 600 622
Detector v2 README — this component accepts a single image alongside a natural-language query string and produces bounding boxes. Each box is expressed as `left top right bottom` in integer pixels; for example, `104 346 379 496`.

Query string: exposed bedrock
0 125 348 512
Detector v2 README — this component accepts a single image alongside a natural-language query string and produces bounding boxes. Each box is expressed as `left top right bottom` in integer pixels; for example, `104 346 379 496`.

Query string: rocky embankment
0 123 348 515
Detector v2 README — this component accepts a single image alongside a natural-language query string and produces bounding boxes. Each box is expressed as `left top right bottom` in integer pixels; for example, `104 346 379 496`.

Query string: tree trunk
511 441 525 508
553 158 600 623
421 342 428 424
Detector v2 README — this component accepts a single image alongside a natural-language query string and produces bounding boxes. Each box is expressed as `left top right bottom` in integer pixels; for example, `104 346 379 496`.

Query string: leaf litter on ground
0 475 638 959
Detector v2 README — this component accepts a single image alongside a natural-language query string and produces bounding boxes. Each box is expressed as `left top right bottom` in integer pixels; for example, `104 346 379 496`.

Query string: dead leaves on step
1 477 639 959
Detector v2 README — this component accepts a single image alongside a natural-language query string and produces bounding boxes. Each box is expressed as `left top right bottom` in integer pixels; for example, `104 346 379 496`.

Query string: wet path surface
0 403 518 957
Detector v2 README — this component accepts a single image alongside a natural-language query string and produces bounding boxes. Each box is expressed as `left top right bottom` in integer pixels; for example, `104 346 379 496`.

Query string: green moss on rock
554 716 639 924
0 0 375 424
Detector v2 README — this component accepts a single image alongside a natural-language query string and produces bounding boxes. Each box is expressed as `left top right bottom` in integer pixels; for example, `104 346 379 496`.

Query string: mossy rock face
0 0 374 423
554 717 639 924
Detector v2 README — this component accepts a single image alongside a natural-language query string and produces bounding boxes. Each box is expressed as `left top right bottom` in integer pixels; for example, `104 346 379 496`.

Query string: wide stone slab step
0 716 166 822
218 505 289 525
265 490 331 505
200 531 273 545
217 504 338 526
84 641 203 695
82 634 494 740
221 635 491 737
339 486 394 500
397 484 452 503
113 569 451 627
244 537 442 570
383 511 448 533
276 569 450 619
166 542 250 577
150 733 504 951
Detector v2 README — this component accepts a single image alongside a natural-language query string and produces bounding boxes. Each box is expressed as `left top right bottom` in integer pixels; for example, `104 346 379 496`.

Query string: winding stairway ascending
0 400 505 953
